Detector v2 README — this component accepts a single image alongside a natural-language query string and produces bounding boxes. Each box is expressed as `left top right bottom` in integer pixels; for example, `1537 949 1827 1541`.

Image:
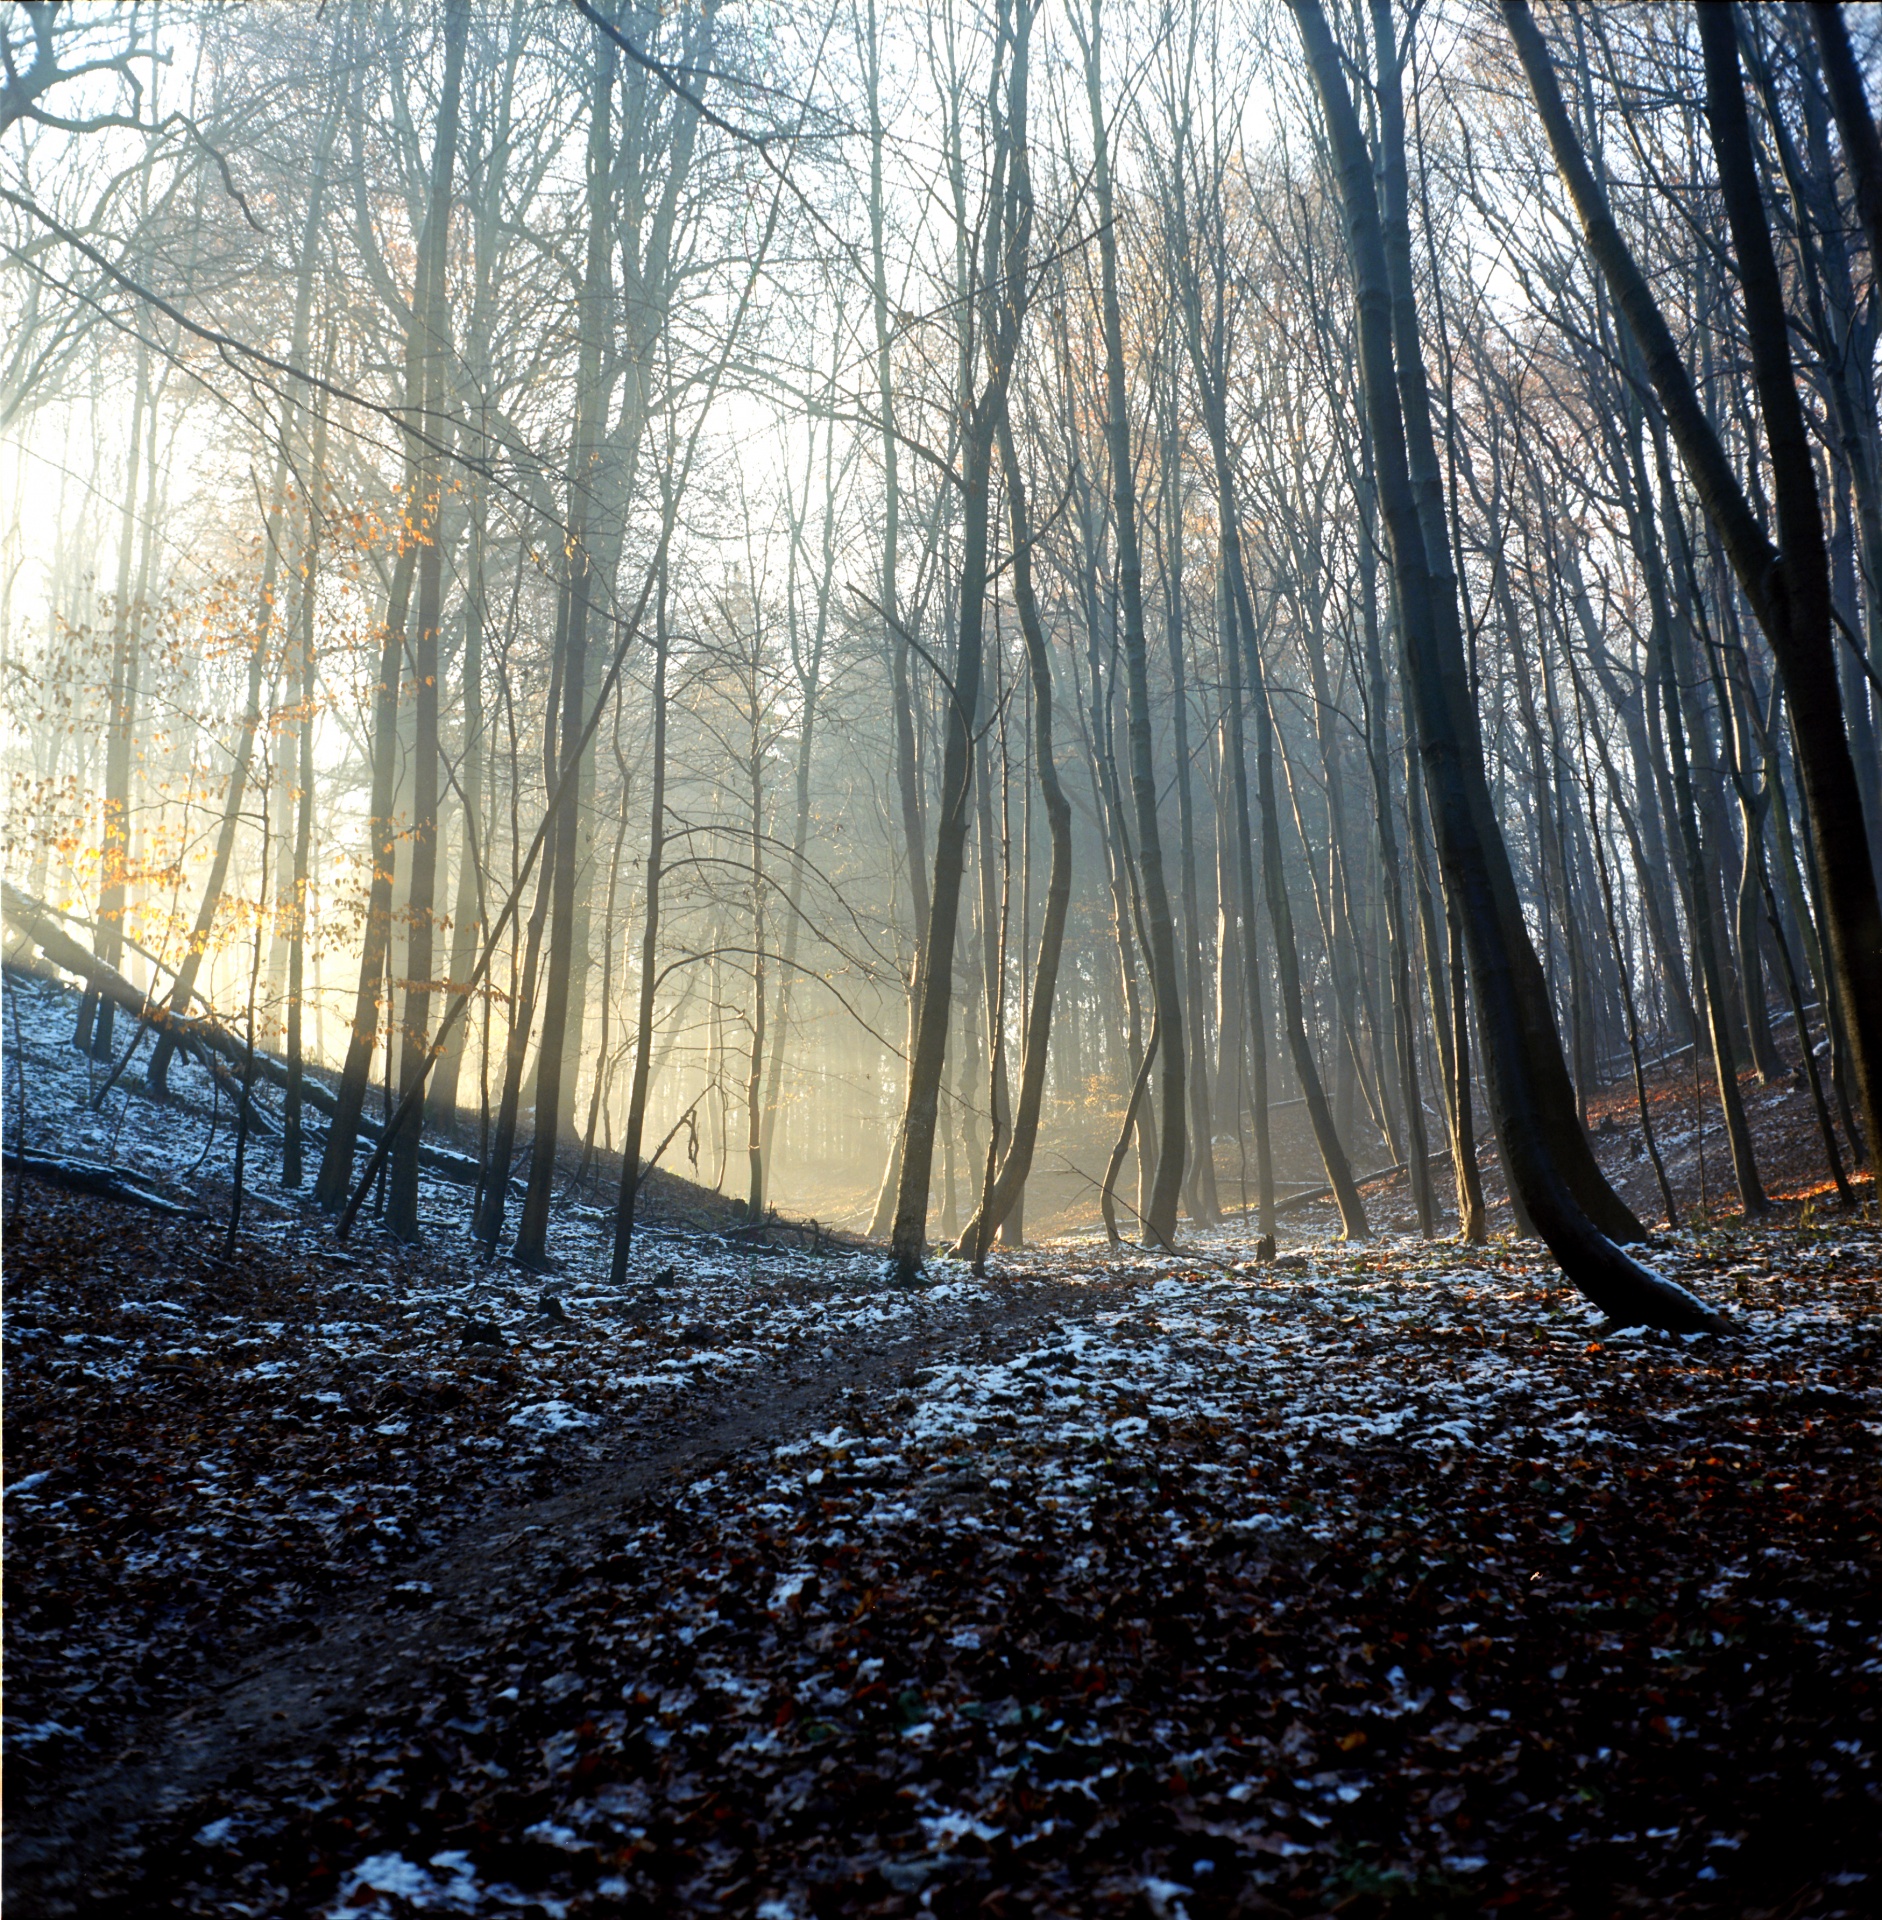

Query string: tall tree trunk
1807 2 1882 273
973 718 1013 1232
1160 390 1219 1223
959 409 1073 1255
82 338 149 1059
1296 0 1717 1330
1072 504 1155 1208
745 664 767 1222
890 0 1033 1277
1164 151 1277 1238
1080 0 1185 1246
516 22 614 1266
1220 545 1276 1237
1370 0 1642 1247
864 0 923 1242
283 377 329 1190
430 500 487 1125
313 64 460 1208
761 349 842 1173
890 383 1001 1271
387 2 467 1241
578 715 633 1189
609 558 671 1284
1508 0 1882 1169
1243 570 1369 1237
1358 466 1435 1233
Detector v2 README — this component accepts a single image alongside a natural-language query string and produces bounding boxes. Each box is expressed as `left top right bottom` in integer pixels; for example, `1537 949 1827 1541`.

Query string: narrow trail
5 1270 1119 1918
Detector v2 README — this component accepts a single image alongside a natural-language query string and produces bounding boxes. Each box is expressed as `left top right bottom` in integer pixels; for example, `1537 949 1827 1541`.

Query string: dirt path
5 1271 1115 1918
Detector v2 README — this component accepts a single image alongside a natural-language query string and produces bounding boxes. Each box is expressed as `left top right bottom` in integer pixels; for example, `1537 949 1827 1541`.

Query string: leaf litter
4 970 1880 1917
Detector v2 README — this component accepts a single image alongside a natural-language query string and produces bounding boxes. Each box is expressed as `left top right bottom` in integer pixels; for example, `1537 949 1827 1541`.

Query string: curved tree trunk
1374 0 1642 1247
1807 2 1882 274
1296 0 1720 1331
1509 0 1882 1171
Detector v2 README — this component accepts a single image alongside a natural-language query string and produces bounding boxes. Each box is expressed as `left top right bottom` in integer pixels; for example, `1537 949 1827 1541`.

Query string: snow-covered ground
6 963 1880 1916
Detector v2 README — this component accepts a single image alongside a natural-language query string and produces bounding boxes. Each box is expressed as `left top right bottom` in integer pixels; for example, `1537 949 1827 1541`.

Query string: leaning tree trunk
1296 0 1720 1331
1807 2 1882 274
1372 0 1643 1247
1508 0 1882 1171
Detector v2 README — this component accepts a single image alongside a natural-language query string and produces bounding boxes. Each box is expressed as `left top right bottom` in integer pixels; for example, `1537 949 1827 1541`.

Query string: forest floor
4 969 1880 1919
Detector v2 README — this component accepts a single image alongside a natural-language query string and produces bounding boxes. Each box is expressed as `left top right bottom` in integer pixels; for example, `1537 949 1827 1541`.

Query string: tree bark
387 2 467 1241
1080 0 1185 1246
1807 2 1882 274
958 409 1073 1256
863 0 923 1242
1357 465 1435 1233
1296 0 1719 1330
1375 0 1642 1246
608 556 671 1284
83 337 148 1060
1159 388 1219 1223
890 0 1034 1276
1508 0 1882 1170
516 20 614 1266
283 374 329 1190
